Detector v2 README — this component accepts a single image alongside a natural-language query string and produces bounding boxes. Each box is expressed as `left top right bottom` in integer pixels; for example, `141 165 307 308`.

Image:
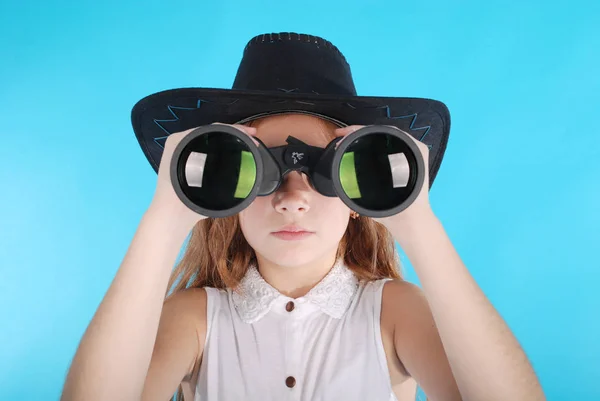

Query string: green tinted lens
180 132 257 211
234 150 257 199
339 152 361 199
338 133 417 211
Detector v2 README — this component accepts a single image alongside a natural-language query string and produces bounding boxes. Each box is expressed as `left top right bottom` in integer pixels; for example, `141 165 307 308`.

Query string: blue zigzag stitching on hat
385 110 433 151
345 103 432 150
152 99 432 151
153 101 207 149
152 99 238 149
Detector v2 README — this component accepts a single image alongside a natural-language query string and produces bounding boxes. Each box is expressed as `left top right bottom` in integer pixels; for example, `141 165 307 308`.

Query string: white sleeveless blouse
193 259 398 401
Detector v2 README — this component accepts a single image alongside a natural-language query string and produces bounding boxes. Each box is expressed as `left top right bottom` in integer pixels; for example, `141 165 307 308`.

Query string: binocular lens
338 133 418 211
178 131 257 211
172 125 424 218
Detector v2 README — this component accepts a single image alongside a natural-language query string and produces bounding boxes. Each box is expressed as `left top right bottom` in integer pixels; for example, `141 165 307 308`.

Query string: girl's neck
255 252 339 298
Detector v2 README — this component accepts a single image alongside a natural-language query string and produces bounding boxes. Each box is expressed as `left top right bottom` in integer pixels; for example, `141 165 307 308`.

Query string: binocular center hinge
283 145 311 169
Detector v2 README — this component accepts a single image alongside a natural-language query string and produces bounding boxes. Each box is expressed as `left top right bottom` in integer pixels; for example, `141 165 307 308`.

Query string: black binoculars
170 124 425 218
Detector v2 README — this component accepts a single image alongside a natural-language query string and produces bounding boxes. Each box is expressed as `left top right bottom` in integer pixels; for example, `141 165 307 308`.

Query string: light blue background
1 0 598 400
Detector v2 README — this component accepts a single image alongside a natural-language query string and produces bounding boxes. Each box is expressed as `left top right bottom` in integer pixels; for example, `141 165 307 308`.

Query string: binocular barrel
170 124 425 219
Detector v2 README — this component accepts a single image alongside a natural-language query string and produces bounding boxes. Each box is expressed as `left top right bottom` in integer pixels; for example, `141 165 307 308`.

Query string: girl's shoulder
163 287 209 355
146 287 209 400
380 279 426 329
379 280 423 389
380 279 423 303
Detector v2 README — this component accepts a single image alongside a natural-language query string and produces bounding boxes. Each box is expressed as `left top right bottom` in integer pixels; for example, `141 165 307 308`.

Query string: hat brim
131 87 451 186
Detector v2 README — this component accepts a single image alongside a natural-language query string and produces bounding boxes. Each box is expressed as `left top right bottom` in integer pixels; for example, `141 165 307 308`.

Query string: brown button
285 301 295 312
285 376 296 388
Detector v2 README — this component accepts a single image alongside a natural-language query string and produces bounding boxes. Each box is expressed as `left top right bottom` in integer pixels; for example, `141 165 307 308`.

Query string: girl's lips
271 231 314 241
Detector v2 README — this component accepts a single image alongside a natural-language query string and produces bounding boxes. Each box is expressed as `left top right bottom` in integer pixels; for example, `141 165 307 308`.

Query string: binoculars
170 124 425 218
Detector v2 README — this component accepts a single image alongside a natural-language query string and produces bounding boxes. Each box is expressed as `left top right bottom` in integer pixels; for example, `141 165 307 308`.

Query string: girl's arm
387 211 545 401
61 207 199 401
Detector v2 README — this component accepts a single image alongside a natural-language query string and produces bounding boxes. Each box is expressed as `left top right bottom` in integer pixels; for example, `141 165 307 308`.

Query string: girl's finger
333 125 365 149
231 124 258 136
212 122 260 147
334 125 363 137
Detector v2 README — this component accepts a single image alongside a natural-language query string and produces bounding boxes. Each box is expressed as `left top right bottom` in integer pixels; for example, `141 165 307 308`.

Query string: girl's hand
333 125 435 231
149 123 260 226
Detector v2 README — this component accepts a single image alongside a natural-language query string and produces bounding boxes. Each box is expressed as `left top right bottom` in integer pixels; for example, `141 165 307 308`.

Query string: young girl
60 34 545 401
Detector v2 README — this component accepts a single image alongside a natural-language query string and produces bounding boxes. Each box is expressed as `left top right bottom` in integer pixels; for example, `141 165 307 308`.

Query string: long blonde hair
166 118 404 401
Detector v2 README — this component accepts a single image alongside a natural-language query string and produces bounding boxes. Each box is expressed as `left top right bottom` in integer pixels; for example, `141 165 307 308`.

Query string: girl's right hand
148 123 259 227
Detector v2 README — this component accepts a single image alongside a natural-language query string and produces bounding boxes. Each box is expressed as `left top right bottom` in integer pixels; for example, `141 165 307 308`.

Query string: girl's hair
166 118 403 401
166 211 402 295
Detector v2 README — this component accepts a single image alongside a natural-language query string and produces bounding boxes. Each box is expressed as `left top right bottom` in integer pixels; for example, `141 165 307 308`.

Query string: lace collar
231 259 359 323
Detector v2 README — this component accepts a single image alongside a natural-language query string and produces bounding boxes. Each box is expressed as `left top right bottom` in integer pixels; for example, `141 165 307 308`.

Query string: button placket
284 299 302 398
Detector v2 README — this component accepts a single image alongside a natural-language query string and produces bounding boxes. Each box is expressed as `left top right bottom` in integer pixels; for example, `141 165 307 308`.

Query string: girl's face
238 113 353 268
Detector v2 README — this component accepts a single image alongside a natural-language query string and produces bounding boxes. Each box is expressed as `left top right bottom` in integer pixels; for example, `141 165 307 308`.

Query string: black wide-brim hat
131 32 451 187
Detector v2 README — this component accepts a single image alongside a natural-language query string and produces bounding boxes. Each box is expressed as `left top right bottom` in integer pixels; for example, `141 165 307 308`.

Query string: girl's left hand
333 125 436 232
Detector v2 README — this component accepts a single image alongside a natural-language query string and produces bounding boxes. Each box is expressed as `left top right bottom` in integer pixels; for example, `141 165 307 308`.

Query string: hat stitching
150 99 432 151
344 103 433 145
151 98 232 141
277 88 321 95
153 104 204 138
243 32 345 63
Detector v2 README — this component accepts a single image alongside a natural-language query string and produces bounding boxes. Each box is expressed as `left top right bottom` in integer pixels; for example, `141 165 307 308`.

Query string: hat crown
232 32 357 96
